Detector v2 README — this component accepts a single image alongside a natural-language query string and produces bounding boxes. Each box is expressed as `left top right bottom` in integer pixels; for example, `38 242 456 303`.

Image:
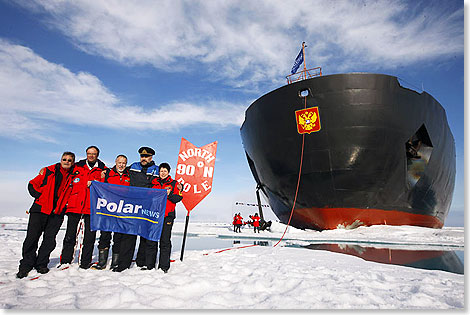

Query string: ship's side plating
240 73 455 230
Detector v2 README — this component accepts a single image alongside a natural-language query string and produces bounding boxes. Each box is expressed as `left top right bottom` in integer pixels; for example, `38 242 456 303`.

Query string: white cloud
0 40 246 140
13 0 464 87
0 1 463 140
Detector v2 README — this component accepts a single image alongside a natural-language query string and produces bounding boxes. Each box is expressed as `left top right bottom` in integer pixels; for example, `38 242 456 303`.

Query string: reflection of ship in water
304 243 463 274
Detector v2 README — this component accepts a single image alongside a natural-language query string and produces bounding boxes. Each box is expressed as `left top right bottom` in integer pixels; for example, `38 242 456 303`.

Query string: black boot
92 248 109 270
16 270 29 279
110 253 119 270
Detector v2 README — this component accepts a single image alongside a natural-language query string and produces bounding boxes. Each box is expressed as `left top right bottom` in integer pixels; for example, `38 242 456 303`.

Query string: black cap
138 146 155 156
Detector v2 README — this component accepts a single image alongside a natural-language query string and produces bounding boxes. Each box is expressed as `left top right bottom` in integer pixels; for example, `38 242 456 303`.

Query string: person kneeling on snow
17 152 75 279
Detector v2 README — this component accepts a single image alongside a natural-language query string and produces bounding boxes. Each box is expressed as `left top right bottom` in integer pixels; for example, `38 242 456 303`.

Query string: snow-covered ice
0 216 464 309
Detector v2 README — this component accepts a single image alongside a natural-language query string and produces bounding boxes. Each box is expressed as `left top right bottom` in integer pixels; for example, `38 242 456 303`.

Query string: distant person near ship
235 213 243 233
250 213 261 233
232 214 238 233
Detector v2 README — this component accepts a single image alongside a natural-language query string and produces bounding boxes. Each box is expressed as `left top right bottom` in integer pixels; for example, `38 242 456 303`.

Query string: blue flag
291 47 304 74
90 181 168 242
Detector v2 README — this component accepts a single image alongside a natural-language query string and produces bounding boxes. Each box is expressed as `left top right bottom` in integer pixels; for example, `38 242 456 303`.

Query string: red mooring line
273 95 307 247
207 96 307 255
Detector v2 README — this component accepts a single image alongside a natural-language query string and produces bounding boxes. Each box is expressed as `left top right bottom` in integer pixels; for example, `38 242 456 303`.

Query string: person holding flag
150 162 183 273
114 146 159 272
92 154 130 270
59 145 107 269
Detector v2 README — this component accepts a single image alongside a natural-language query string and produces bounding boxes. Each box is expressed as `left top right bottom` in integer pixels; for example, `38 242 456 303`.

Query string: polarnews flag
90 181 167 242
291 46 304 74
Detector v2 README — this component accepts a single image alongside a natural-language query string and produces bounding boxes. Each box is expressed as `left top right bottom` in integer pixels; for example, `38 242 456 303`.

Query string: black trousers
98 231 123 253
158 216 175 271
136 216 175 270
118 216 174 270
60 213 96 267
116 233 137 270
136 236 158 269
19 212 64 272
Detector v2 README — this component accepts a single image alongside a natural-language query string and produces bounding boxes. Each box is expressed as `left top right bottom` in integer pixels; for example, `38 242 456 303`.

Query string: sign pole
180 210 190 261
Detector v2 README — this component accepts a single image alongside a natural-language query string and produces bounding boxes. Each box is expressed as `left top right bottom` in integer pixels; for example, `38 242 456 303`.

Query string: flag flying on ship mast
290 43 304 74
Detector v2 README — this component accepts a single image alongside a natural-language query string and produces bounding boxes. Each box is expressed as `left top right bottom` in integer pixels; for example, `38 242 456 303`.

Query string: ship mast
286 42 322 84
302 42 307 80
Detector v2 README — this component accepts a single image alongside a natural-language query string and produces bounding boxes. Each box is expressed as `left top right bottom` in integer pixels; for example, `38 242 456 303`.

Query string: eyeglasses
62 158 73 162
140 154 151 158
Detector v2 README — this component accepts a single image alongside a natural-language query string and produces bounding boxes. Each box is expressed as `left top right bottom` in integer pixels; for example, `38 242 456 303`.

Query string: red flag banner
175 138 218 212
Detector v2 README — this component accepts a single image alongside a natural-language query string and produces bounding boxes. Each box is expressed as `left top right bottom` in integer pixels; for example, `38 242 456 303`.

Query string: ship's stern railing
286 67 322 84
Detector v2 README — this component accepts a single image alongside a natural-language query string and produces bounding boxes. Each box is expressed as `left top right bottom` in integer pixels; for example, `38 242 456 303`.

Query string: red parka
66 159 106 215
151 175 182 218
251 215 261 227
28 163 74 215
101 166 130 186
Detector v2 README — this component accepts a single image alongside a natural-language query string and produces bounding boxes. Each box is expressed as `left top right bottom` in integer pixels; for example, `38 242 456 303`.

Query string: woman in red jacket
60 146 106 269
17 152 75 279
149 162 182 273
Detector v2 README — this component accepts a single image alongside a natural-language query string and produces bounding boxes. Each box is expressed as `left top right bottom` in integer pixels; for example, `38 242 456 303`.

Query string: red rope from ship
273 95 307 247
205 96 307 256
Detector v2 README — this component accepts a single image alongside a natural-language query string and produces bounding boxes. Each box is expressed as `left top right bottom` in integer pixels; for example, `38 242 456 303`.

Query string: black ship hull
241 73 455 230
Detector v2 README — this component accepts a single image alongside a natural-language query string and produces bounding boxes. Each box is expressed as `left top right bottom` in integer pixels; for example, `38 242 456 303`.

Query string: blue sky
0 0 464 226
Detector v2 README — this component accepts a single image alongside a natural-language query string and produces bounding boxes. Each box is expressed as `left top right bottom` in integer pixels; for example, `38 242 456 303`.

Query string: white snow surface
0 216 464 310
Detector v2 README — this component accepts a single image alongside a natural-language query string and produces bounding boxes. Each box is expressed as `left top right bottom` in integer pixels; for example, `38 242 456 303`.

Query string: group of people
17 145 183 279
232 213 261 233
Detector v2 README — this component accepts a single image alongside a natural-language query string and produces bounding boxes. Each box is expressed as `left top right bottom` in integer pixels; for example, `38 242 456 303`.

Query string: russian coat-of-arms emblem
295 106 321 134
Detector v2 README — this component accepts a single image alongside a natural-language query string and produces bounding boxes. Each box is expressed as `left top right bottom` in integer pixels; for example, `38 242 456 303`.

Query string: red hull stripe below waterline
293 207 444 230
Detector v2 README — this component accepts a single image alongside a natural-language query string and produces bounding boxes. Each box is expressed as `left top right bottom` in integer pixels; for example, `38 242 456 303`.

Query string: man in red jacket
59 146 106 269
150 162 183 273
250 213 261 233
235 213 243 233
92 154 130 270
17 152 75 279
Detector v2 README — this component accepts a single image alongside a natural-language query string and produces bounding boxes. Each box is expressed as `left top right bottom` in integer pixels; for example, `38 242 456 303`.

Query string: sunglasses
140 154 152 158
62 158 74 162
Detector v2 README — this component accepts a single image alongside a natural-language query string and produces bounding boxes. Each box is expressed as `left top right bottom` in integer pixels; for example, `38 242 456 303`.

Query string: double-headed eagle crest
295 106 321 134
